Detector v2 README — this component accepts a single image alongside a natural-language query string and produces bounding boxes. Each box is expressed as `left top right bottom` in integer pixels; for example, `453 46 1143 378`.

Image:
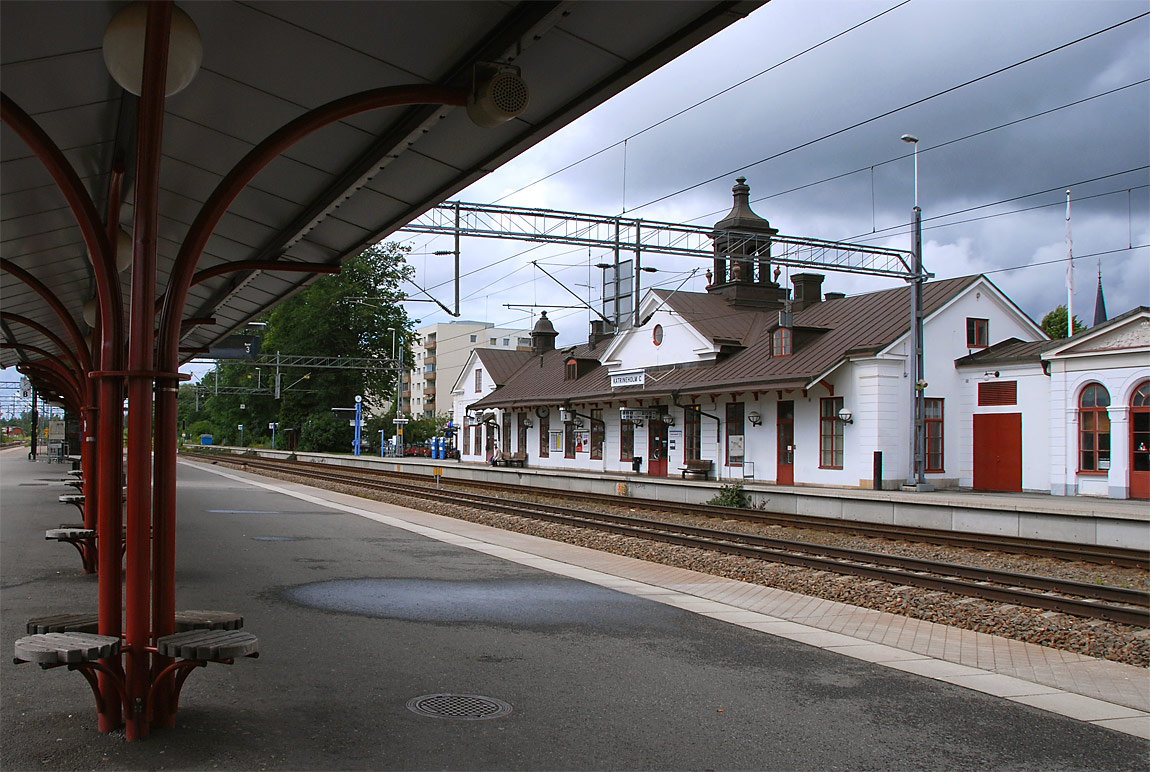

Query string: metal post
633 221 642 327
910 206 931 491
613 218 621 331
354 395 362 456
454 201 461 316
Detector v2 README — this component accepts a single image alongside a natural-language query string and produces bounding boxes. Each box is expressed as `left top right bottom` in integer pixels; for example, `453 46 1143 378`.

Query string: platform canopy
1 0 763 373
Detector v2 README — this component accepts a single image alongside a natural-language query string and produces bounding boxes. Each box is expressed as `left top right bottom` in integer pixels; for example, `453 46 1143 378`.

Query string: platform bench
27 610 245 635
45 527 97 573
14 631 121 666
505 452 527 468
156 629 258 661
59 493 86 517
679 459 713 479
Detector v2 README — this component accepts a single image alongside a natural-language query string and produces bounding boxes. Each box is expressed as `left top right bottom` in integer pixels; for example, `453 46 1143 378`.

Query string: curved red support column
4 348 84 404
0 312 90 376
3 87 126 733
122 1 172 742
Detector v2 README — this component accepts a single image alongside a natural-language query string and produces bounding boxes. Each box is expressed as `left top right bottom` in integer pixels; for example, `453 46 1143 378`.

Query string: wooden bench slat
14 632 121 664
45 528 96 540
156 629 258 660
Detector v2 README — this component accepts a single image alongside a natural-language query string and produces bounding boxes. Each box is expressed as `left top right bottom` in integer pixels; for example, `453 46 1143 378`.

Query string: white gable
1044 312 1150 360
600 293 718 372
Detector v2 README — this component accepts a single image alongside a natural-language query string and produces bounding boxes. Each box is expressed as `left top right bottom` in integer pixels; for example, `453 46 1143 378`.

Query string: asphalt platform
2 447 1147 770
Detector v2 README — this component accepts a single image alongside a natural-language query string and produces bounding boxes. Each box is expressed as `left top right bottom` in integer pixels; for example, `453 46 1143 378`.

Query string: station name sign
619 408 660 422
610 369 645 388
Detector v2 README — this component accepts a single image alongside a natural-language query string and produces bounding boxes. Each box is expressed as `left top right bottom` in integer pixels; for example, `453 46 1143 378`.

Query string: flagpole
1066 189 1074 338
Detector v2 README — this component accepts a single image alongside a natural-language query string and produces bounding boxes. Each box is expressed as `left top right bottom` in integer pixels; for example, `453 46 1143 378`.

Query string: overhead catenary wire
489 0 915 207
627 11 1149 214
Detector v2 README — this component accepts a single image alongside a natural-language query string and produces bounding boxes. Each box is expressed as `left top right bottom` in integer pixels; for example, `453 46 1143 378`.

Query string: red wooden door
1131 404 1149 500
648 415 668 477
973 413 1022 492
776 400 794 485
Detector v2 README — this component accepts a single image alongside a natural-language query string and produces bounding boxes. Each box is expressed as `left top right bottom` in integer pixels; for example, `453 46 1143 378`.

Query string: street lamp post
901 134 931 491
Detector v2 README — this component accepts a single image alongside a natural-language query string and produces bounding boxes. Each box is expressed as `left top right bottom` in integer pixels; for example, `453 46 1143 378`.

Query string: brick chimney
790 273 824 311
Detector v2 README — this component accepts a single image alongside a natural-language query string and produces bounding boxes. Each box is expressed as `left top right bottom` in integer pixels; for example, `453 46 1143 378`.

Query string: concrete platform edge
183 459 1150 739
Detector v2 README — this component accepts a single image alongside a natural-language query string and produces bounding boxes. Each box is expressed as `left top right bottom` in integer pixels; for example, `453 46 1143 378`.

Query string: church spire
1093 261 1107 327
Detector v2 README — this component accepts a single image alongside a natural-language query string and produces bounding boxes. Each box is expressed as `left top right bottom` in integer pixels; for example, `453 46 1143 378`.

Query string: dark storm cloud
401 0 1148 344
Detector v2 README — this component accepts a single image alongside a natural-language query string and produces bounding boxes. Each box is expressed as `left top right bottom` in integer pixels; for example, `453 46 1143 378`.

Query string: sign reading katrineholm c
610 370 645 388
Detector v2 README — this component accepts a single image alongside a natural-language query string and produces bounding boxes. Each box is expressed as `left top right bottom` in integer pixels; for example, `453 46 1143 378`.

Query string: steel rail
195 454 1149 627
195 452 1146 569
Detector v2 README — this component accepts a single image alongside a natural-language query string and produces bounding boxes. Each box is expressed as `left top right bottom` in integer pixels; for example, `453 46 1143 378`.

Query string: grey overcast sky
397 0 1150 347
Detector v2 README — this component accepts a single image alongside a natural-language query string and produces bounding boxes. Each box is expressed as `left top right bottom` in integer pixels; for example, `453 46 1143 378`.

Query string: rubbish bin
631 455 643 473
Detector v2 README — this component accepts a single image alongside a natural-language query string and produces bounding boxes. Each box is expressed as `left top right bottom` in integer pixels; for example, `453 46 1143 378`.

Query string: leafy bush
300 413 353 453
707 481 750 509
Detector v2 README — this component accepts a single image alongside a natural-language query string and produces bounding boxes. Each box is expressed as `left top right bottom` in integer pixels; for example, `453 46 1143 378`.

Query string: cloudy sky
396 0 1149 346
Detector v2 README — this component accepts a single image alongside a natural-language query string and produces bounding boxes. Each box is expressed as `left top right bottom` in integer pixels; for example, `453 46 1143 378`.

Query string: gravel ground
217 459 1150 668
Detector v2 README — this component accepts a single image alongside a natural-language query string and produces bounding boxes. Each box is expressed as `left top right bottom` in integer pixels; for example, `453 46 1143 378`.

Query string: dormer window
772 327 792 357
565 358 578 380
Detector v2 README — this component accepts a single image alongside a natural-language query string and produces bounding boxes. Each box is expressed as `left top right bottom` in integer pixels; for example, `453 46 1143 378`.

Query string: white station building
454 180 1149 500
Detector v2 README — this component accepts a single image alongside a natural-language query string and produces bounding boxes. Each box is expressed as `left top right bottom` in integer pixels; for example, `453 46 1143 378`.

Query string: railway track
189 452 1150 627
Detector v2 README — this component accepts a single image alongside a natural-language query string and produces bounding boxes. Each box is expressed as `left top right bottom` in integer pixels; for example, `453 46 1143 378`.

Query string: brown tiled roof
474 348 535 385
653 290 765 346
472 275 981 408
954 338 1055 367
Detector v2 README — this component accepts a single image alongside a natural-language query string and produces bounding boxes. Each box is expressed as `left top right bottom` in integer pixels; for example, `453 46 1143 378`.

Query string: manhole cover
406 694 512 721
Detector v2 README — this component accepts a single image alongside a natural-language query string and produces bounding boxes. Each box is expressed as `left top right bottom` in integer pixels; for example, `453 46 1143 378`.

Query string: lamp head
900 134 918 144
837 407 853 424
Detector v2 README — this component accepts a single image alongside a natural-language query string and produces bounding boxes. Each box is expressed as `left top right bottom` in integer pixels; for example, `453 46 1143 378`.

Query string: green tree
1040 305 1085 339
181 243 416 452
262 243 413 429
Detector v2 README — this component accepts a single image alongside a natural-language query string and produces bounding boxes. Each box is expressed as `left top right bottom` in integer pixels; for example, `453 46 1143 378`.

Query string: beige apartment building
402 321 532 419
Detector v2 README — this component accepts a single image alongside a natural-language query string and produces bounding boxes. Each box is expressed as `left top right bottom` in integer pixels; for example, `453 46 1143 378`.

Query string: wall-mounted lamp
631 418 644 427
661 414 675 426
747 411 762 427
837 408 853 424
521 417 533 428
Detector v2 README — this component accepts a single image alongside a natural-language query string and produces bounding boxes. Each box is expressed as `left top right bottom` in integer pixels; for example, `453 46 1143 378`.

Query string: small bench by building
680 459 713 480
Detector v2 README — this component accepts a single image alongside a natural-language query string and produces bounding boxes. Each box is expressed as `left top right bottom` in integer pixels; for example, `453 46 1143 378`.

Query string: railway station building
460 185 1150 500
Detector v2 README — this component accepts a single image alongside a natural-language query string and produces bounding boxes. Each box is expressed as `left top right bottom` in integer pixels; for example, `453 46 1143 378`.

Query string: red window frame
564 420 576 459
591 408 604 460
474 368 483 392
772 327 792 357
1078 383 1111 474
684 405 702 462
966 318 989 348
538 413 549 458
819 397 843 469
619 417 634 461
924 398 944 473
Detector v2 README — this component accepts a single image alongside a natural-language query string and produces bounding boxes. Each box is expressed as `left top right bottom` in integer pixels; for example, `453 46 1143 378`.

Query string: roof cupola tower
709 178 785 308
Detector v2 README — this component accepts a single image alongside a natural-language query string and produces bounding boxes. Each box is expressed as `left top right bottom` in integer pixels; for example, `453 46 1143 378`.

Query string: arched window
1079 384 1111 473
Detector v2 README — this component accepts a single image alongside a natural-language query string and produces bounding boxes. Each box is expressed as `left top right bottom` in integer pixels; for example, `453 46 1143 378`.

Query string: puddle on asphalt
251 535 302 541
283 577 665 629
